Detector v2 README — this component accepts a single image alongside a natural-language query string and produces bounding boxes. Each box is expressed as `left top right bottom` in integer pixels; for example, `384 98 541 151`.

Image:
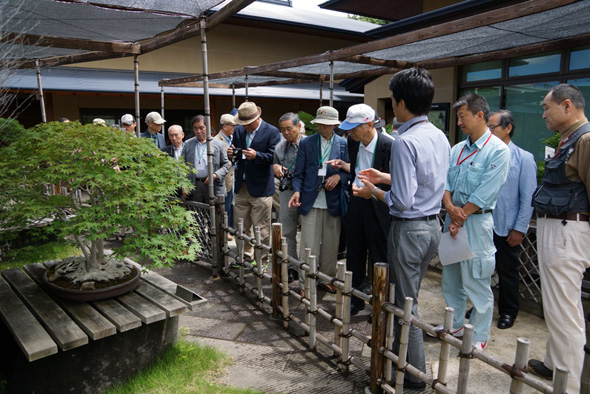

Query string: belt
195 177 207 182
539 213 590 222
472 209 492 215
391 214 438 222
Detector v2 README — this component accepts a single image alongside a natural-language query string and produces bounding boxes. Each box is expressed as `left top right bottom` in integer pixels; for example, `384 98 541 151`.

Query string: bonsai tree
0 121 198 292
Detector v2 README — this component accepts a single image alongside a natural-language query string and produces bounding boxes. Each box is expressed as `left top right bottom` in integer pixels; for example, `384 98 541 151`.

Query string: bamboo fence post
334 262 345 350
385 283 396 382
553 366 569 394
304 248 312 328
222 211 229 273
457 324 474 394
370 262 389 394
436 307 455 393
281 238 289 329
212 194 224 277
309 255 318 351
394 297 413 394
237 218 245 294
509 337 530 394
341 271 353 377
271 223 282 319
254 227 263 309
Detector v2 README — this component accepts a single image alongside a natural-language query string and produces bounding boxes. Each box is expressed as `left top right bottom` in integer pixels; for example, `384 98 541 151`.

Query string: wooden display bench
0 261 206 394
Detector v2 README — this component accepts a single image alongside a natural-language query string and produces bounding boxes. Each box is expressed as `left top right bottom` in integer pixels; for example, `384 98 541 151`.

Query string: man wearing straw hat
229 102 281 266
289 106 350 292
529 84 590 393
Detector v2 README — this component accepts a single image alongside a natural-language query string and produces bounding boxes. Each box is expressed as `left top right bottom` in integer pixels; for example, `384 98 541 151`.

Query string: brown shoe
319 283 337 293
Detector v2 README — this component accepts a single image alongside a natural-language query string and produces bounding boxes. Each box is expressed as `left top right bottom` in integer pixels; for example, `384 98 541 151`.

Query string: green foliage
537 131 560 183
0 117 26 147
1 240 82 270
0 121 199 270
105 338 262 394
297 111 317 136
348 15 389 25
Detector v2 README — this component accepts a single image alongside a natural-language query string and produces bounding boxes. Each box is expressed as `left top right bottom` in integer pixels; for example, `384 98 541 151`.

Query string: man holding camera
274 113 304 281
289 106 350 291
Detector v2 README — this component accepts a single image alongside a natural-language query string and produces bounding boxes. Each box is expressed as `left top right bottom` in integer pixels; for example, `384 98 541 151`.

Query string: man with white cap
140 111 166 149
330 103 393 314
228 102 281 266
289 106 350 292
353 68 451 390
216 113 237 238
120 114 136 134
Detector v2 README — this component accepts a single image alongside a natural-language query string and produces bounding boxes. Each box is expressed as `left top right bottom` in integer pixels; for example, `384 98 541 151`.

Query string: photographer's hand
227 145 234 159
273 164 285 178
243 148 256 160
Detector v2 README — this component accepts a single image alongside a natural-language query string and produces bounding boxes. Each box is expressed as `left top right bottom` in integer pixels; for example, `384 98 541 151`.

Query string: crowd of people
132 67 588 393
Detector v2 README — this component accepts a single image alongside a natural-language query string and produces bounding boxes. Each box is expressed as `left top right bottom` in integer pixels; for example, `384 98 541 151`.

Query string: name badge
318 163 327 177
196 159 206 172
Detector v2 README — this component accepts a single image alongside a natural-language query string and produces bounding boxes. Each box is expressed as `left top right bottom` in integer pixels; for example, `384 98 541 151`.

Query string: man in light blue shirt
442 94 510 351
488 110 536 330
353 68 450 390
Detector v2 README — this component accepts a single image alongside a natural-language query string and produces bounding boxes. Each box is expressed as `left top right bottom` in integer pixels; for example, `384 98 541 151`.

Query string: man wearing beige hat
140 111 166 149
228 102 281 265
120 114 136 134
288 106 350 292
216 113 237 237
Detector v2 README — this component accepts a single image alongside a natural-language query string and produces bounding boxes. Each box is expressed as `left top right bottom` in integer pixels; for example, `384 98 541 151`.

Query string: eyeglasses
488 124 501 131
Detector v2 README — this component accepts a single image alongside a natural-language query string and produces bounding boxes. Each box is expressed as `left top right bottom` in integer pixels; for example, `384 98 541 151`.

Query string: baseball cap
121 114 135 125
145 112 166 125
339 104 375 131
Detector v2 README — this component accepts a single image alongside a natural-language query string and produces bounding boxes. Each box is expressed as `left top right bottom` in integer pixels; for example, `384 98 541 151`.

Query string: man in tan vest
215 113 236 239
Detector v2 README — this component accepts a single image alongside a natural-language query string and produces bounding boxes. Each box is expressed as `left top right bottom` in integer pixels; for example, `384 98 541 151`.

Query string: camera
316 179 327 192
279 170 293 192
231 147 243 163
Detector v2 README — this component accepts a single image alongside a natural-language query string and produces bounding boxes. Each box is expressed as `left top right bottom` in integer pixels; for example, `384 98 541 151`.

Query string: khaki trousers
299 208 340 278
234 185 272 264
538 217 590 394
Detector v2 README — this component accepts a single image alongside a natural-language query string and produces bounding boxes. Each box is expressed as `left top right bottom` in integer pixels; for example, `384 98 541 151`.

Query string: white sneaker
428 324 464 338
473 341 488 351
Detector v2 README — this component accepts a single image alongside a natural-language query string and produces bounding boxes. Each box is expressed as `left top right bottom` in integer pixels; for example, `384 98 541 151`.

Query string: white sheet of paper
545 146 555 160
437 227 475 266
318 164 327 177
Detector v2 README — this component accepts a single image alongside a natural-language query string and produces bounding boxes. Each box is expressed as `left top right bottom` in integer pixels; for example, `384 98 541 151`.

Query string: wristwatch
371 186 379 200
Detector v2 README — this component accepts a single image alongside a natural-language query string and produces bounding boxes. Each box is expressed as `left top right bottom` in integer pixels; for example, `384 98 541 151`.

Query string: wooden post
385 283 395 382
134 55 140 136
340 271 353 377
254 227 263 309
280 238 289 329
237 218 245 294
510 338 530 394
334 262 345 350
35 60 46 123
436 307 455 393
394 297 413 393
231 83 236 109
271 223 282 319
457 324 474 394
370 262 389 394
553 366 569 394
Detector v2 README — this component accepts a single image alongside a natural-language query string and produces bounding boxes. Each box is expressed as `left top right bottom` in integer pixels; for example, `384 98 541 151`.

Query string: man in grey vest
529 84 590 394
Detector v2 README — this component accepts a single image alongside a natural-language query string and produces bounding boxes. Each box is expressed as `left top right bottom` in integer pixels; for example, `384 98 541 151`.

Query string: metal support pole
245 74 249 102
134 55 140 136
35 60 46 123
160 86 165 120
232 83 236 109
329 60 334 107
319 79 323 107
510 338 530 394
554 366 570 394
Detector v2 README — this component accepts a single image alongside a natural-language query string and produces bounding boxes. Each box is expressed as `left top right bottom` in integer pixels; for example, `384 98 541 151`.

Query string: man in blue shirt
487 110 536 330
442 94 510 351
354 67 450 390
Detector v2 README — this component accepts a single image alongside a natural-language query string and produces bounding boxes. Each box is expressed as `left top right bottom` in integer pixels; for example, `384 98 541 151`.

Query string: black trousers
493 232 521 318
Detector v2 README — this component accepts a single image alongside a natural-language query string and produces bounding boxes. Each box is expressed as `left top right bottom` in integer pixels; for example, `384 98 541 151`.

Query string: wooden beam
257 71 322 81
1 32 140 54
139 0 256 55
18 51 129 69
340 55 413 69
419 33 590 70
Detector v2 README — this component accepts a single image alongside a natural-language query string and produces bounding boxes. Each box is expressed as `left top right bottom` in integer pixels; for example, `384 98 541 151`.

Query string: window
570 47 590 71
508 52 561 78
461 61 502 83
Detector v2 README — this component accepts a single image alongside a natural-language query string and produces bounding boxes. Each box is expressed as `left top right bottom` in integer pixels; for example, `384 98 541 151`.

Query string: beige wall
363 67 458 140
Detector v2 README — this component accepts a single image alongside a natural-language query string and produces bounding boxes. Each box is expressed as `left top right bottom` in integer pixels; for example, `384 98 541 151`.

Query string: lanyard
456 133 492 166
196 142 206 162
318 134 334 166
246 132 254 148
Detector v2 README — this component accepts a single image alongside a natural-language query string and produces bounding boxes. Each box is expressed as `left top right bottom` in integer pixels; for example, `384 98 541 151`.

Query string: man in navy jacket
229 102 281 266
289 106 350 291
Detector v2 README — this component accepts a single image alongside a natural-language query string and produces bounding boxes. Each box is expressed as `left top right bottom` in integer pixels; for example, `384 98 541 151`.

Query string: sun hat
145 112 166 125
93 118 106 126
120 114 135 125
339 104 375 130
220 113 237 126
310 106 340 126
234 102 262 125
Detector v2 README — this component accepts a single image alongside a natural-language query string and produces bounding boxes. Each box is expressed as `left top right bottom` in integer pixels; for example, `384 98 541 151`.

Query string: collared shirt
385 116 451 218
194 140 208 178
173 143 183 160
273 137 302 171
354 130 377 187
492 141 537 236
313 133 333 210
220 131 232 147
446 129 510 210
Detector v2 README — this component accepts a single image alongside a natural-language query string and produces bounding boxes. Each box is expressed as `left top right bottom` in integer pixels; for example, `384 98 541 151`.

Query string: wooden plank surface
0 275 58 361
92 298 142 332
1 268 88 351
141 271 207 311
24 263 117 341
135 280 186 317
116 291 166 324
